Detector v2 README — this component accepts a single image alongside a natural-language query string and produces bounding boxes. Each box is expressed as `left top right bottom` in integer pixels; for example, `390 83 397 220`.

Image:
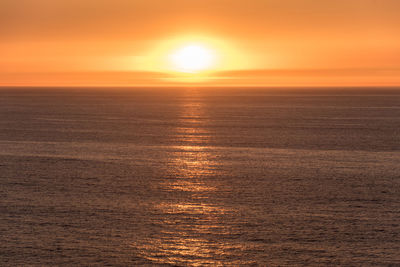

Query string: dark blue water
1 88 399 265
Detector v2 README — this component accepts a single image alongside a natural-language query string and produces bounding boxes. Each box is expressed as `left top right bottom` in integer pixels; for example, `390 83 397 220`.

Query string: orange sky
1 0 400 87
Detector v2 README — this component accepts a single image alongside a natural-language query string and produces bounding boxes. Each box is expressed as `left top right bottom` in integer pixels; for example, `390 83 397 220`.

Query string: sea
0 87 399 266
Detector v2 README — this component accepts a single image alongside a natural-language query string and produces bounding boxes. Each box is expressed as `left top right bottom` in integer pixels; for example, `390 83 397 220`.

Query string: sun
169 44 216 73
140 35 249 77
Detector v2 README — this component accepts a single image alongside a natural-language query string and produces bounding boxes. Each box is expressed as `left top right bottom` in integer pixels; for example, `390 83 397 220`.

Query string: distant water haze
0 88 399 265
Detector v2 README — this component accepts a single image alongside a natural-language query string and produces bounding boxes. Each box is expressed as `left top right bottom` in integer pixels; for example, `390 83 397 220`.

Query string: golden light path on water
133 89 254 266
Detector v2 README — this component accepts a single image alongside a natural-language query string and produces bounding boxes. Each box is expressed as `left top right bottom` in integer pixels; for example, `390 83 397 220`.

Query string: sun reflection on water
133 90 249 265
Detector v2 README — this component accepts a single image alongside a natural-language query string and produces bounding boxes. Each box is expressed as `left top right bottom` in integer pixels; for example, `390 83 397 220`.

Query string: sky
1 0 400 87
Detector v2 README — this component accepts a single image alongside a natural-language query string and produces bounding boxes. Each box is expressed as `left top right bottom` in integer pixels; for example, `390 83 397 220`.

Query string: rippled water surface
0 88 399 266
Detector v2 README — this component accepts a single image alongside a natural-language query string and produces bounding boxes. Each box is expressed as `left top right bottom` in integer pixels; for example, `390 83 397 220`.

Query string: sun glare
141 35 250 80
169 44 216 73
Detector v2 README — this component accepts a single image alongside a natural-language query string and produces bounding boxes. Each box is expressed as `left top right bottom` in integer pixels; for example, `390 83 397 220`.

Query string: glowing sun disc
169 44 215 73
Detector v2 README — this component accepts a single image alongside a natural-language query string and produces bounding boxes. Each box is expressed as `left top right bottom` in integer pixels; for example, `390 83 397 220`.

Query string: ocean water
0 87 399 266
